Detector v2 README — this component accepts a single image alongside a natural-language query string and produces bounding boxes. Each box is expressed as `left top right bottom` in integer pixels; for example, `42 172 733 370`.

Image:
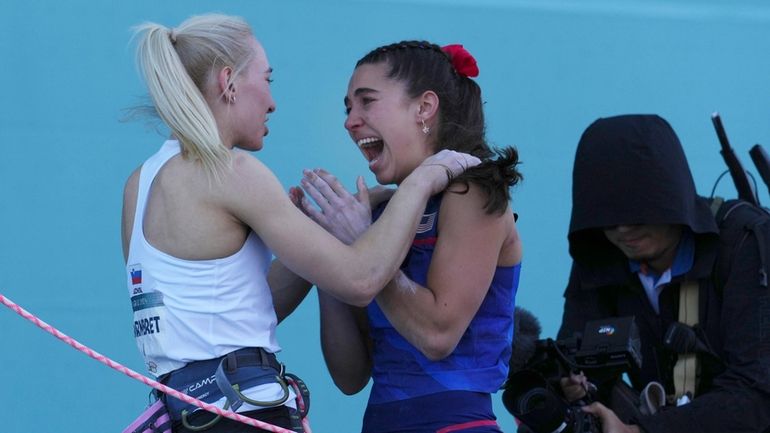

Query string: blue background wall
1 1 769 431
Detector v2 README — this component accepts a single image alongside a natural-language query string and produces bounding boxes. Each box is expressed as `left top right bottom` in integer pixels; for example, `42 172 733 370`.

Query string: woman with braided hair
123 15 480 432
295 41 523 432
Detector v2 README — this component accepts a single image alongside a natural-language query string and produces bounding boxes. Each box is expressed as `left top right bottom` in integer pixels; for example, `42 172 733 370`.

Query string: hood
568 114 718 266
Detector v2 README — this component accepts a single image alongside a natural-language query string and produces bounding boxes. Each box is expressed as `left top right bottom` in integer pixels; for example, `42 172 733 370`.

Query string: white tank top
126 140 280 378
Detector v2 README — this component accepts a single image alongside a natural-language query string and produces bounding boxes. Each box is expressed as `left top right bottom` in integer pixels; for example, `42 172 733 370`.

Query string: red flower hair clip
441 44 479 78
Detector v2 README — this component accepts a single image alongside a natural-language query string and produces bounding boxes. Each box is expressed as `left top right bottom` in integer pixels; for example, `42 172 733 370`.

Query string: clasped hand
289 150 481 244
290 169 373 245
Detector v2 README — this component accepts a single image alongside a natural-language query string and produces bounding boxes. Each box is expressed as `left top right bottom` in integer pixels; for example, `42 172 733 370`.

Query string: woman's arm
121 167 141 262
318 290 372 394
295 171 520 361
374 183 520 360
221 150 479 307
267 259 313 324
292 173 374 393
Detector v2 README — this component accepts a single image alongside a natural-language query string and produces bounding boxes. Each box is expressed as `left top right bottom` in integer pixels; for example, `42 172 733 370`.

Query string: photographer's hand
582 402 641 433
560 371 595 402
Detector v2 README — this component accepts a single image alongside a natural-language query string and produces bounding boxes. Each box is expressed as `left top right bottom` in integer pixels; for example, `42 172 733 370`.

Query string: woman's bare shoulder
123 165 142 196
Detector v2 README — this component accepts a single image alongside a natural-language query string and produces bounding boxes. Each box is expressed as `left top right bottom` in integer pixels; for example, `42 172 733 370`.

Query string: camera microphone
509 307 542 374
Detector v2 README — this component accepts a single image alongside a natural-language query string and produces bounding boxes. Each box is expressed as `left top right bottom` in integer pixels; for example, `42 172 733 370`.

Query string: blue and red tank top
368 194 521 404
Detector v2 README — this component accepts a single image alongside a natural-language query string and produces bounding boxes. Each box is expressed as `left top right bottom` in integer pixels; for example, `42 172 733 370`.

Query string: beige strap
672 280 699 400
709 196 724 217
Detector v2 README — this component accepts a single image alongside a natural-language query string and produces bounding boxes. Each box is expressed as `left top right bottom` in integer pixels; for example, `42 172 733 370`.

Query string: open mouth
356 137 384 164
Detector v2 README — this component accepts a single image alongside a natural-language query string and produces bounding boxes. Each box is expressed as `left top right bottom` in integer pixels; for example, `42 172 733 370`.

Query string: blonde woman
123 14 478 432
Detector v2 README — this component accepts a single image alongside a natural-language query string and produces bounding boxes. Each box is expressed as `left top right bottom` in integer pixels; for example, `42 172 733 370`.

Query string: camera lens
516 388 550 412
503 370 571 433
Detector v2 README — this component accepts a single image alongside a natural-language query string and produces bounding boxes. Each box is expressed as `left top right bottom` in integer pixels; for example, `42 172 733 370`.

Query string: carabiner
181 400 230 431
231 376 290 407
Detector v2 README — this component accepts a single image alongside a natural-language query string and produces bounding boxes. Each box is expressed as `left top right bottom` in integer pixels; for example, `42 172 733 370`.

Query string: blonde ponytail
133 14 254 182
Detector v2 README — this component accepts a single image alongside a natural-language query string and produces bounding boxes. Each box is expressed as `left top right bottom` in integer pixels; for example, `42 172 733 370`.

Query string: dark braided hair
356 41 522 215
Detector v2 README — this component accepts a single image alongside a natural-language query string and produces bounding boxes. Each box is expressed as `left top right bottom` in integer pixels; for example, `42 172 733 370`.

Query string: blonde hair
133 14 255 181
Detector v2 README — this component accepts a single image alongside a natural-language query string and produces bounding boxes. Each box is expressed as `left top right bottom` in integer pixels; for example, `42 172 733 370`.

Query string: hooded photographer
558 114 770 433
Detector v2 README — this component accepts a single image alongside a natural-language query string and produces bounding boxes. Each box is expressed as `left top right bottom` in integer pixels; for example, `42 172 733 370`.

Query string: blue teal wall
1 1 769 431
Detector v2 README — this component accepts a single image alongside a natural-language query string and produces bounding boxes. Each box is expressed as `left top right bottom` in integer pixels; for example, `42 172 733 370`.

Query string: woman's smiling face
344 62 434 185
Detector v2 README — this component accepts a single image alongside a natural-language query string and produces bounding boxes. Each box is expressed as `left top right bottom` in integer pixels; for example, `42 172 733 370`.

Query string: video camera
502 311 642 433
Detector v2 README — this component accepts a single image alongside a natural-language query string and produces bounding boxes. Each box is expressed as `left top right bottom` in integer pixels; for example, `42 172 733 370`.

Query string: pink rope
0 294 312 433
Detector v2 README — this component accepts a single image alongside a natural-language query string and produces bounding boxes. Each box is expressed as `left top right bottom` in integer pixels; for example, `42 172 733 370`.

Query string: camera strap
671 280 699 403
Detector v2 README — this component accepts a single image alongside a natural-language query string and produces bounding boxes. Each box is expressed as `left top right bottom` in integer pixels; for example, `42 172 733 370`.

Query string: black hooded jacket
558 115 770 433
